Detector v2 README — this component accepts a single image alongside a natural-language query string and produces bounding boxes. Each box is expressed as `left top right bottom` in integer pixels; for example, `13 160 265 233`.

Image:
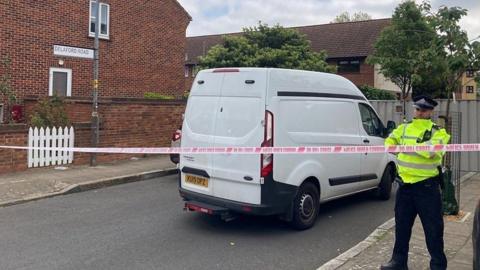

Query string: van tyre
290 182 319 230
376 165 393 200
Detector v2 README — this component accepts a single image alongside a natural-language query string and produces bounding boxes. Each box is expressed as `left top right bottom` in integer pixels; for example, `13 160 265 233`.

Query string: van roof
203 67 366 100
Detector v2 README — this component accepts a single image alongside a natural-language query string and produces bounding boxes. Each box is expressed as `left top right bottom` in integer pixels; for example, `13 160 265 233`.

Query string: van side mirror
386 121 396 134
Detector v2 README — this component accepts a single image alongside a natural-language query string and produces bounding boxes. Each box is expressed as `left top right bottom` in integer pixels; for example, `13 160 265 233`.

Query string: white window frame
185 66 189 78
89 1 110 39
49 68 72 97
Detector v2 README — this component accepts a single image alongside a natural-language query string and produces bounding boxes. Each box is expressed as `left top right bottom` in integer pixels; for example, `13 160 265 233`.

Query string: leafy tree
423 4 480 120
411 46 448 98
199 23 335 73
367 1 435 118
358 85 396 100
332 11 372 23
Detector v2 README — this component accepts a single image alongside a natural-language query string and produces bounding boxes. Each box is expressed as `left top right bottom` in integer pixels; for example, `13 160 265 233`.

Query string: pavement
319 172 479 270
0 156 477 269
0 155 177 207
0 174 395 270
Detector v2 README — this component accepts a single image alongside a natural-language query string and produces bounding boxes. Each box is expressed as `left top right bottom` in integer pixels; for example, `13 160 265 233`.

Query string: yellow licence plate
185 174 209 188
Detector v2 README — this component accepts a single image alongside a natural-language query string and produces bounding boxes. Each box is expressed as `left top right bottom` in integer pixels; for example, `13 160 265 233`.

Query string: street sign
53 45 94 59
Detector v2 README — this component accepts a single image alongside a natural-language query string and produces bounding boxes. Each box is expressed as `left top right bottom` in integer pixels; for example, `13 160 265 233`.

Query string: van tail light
172 130 181 141
261 111 274 177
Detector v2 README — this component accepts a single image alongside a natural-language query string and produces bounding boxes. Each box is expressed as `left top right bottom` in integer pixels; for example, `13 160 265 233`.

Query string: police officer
381 95 450 270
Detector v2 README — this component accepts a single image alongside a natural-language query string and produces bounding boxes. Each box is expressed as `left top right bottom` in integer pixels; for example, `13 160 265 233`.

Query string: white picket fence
28 126 75 168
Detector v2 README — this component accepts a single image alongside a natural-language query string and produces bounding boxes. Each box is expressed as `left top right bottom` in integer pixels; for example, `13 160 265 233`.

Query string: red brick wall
327 60 375 87
338 63 375 87
0 98 186 174
1 0 190 105
0 125 28 173
23 98 185 170
0 123 95 174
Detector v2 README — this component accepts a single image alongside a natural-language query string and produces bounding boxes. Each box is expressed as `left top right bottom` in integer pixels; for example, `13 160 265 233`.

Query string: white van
179 68 396 230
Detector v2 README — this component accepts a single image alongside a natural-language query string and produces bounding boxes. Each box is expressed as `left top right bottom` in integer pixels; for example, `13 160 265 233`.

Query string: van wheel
376 165 393 200
290 182 319 230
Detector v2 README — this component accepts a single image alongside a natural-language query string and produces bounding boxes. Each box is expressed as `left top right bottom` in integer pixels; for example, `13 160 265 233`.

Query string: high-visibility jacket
385 118 450 184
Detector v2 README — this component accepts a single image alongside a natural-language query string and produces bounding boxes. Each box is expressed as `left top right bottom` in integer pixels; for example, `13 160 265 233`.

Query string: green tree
199 23 335 73
424 4 480 120
367 1 435 118
358 85 396 100
332 11 372 23
411 46 448 98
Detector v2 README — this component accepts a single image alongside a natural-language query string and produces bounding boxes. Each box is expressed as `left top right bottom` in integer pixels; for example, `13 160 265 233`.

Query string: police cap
413 95 438 110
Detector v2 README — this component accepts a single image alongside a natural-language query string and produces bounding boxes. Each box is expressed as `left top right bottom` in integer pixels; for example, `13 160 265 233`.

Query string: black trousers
392 176 447 270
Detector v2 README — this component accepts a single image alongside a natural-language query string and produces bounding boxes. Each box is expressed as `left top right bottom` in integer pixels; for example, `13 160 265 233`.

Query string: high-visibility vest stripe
397 160 440 170
401 135 418 140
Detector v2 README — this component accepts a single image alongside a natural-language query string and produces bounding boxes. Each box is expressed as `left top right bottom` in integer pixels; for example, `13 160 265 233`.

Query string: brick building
458 69 478 100
0 1 190 173
1 0 191 123
184 19 401 96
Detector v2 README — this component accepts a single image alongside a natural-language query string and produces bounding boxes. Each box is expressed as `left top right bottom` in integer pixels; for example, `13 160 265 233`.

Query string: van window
185 96 218 135
214 97 262 137
358 103 383 137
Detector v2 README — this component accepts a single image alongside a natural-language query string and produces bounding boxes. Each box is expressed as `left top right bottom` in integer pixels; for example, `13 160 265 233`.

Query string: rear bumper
180 187 279 215
179 171 298 216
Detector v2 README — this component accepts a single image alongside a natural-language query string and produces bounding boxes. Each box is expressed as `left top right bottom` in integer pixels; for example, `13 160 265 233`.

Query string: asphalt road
0 174 396 270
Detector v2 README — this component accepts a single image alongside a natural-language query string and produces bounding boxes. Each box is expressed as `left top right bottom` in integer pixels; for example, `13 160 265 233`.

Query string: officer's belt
398 175 440 187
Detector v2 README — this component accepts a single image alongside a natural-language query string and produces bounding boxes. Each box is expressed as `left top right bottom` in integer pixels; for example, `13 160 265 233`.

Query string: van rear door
180 71 223 197
211 69 267 205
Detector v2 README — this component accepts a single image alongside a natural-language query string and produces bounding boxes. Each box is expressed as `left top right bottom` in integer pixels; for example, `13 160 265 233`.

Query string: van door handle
363 139 370 143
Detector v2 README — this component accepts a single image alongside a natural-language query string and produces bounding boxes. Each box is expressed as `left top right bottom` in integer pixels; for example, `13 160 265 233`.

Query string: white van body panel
182 69 267 204
270 97 363 200
266 69 364 104
181 68 393 210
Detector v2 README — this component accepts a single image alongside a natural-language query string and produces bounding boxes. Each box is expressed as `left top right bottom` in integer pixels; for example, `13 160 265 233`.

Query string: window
466 86 475 93
184 66 189 77
337 59 361 73
466 70 475 78
359 103 384 137
89 1 110 39
49 68 72 97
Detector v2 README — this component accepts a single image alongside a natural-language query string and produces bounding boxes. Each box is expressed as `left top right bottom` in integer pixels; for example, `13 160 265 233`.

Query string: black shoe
380 260 408 270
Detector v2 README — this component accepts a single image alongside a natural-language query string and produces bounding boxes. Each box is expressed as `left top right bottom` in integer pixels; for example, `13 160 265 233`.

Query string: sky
177 0 480 41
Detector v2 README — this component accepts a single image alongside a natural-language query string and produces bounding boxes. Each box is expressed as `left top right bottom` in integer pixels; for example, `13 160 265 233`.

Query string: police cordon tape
0 144 480 154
